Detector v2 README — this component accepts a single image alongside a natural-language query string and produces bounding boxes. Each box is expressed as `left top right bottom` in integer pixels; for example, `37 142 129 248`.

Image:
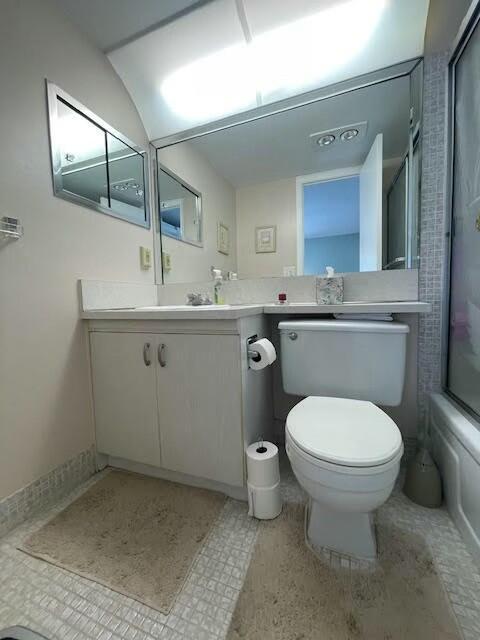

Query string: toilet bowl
285 396 403 560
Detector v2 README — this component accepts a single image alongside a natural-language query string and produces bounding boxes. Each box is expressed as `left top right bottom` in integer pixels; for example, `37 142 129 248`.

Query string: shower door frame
442 0 480 422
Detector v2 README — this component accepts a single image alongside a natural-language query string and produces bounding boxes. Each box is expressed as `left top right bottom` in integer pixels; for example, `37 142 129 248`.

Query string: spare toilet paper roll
249 338 277 370
246 441 280 487
248 481 282 520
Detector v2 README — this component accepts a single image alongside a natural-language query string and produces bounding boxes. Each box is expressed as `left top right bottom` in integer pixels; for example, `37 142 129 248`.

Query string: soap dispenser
212 268 224 304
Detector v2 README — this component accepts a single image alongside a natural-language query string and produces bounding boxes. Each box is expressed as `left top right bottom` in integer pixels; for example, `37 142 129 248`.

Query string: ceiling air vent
310 121 368 150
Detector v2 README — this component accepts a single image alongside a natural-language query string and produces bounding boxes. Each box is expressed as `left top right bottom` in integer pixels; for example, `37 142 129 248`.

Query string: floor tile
1 453 479 639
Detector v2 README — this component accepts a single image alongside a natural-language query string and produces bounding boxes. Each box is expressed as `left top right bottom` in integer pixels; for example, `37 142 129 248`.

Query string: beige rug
227 503 461 640
20 470 225 613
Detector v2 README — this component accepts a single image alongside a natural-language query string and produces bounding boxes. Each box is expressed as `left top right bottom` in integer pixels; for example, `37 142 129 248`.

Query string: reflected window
47 82 150 228
303 176 360 275
157 166 202 246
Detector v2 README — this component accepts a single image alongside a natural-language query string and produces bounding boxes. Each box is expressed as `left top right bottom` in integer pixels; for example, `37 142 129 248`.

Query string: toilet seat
286 396 403 468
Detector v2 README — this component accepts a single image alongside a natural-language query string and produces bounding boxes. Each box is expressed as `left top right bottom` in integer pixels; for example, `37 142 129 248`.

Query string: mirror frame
157 161 203 248
46 81 151 229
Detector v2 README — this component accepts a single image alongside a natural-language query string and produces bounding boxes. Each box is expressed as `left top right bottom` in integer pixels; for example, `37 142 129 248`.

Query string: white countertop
82 301 431 320
263 301 431 314
82 304 264 320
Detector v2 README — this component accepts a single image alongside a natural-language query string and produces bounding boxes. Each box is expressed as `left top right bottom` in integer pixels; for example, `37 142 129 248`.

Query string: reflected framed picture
217 222 229 255
255 225 276 253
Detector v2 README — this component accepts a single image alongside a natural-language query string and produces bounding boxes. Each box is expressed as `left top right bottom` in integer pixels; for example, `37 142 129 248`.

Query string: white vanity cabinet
88 316 271 495
90 332 161 468
155 333 242 484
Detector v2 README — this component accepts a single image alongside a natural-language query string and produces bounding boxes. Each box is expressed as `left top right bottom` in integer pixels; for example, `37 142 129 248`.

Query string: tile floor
1 454 479 640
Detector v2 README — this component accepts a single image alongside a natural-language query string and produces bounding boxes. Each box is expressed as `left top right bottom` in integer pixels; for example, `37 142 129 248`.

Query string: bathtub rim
431 392 480 467
430 391 480 567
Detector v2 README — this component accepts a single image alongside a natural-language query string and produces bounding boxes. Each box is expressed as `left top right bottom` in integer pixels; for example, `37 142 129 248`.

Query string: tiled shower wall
417 53 450 432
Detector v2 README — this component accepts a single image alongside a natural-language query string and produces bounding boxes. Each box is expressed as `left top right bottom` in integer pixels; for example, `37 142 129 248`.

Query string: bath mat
227 503 461 640
20 470 225 614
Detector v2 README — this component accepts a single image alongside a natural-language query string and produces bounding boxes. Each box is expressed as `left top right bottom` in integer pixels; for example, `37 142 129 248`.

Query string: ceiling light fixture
59 113 105 161
340 128 359 141
112 180 144 198
161 0 387 122
317 134 336 147
310 121 367 150
252 0 387 99
161 42 256 122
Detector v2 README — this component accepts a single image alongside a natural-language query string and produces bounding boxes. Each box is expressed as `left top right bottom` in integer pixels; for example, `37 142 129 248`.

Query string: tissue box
316 276 344 304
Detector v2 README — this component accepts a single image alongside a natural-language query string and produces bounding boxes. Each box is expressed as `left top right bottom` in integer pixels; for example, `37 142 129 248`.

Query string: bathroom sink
137 305 232 310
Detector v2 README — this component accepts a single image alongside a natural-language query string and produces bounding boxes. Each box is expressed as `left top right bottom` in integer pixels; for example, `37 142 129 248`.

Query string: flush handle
143 342 151 366
288 332 298 340
158 343 167 367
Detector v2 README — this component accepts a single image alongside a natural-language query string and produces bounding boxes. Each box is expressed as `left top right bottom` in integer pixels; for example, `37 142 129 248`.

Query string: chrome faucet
186 292 212 306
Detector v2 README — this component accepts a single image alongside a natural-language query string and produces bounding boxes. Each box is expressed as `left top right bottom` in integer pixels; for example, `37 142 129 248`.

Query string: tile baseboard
0 447 96 538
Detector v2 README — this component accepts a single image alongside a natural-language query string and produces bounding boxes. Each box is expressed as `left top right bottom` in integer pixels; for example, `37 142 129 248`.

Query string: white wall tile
80 280 157 311
157 270 419 306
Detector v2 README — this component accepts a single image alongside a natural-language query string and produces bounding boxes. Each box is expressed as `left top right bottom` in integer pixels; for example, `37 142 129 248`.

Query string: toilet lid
286 397 403 467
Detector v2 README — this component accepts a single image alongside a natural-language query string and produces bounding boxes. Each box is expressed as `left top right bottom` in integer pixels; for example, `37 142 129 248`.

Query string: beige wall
158 143 237 284
424 0 472 54
236 177 297 279
0 0 153 499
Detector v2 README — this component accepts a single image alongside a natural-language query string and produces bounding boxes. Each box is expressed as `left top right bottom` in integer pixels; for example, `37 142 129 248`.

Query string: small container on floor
404 448 442 508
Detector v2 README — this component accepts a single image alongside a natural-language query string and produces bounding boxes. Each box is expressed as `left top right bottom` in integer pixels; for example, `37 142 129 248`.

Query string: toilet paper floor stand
246 441 282 520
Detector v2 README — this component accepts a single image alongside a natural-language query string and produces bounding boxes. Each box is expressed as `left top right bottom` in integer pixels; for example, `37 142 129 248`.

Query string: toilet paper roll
249 338 277 370
246 441 280 487
247 481 282 520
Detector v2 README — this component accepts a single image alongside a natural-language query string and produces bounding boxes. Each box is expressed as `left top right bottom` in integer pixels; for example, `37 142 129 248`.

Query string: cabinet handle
158 343 167 367
143 342 151 366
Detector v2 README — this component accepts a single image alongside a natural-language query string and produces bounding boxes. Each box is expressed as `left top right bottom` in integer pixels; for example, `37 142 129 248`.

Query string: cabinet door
156 334 244 487
90 332 161 466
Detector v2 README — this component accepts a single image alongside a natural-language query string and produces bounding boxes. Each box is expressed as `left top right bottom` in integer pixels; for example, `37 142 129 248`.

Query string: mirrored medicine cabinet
47 82 150 228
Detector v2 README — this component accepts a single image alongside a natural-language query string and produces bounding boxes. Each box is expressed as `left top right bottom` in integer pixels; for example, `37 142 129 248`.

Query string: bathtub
430 393 480 565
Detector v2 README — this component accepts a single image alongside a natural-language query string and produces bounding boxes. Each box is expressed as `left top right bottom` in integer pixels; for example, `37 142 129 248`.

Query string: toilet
279 319 409 561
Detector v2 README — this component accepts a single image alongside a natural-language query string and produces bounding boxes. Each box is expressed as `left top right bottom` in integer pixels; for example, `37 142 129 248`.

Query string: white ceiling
187 74 410 188
108 0 429 140
55 0 207 52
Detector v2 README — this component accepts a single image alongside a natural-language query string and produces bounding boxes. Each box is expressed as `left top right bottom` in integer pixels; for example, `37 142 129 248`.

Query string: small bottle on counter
277 293 287 305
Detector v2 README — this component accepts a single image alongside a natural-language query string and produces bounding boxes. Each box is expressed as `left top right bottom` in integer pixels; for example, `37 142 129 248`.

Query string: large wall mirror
47 82 150 228
154 59 422 284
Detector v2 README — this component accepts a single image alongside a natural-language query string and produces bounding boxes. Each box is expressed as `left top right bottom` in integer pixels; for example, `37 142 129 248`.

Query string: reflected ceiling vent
111 178 144 197
310 121 368 150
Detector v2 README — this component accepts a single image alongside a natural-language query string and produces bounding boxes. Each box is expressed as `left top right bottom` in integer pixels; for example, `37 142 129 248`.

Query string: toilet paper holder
247 334 261 365
246 334 277 370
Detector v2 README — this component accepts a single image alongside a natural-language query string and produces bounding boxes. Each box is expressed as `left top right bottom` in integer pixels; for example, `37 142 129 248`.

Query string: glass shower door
447 13 480 418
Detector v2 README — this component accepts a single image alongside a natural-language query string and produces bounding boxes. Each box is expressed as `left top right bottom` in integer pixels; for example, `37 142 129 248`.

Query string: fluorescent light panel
161 0 387 120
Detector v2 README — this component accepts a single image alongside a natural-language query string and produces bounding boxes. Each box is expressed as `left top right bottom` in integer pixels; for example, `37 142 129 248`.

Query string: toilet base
306 499 377 561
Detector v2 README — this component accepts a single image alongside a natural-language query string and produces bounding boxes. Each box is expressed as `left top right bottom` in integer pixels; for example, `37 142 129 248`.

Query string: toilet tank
279 320 409 406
